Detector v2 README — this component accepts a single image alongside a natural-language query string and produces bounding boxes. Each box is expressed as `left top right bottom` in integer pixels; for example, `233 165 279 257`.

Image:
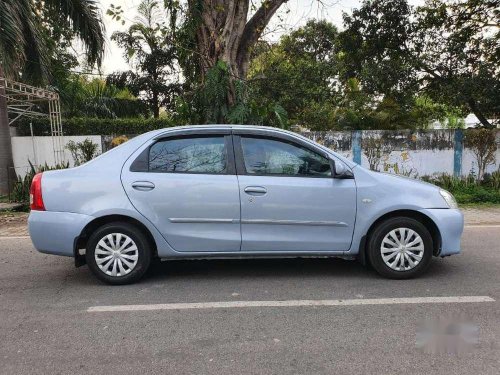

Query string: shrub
14 117 176 136
464 129 497 182
421 173 500 204
66 138 100 166
483 168 500 190
110 135 129 148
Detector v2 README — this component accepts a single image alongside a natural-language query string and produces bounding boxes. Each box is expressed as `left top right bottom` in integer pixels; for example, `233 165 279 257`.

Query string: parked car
28 125 464 284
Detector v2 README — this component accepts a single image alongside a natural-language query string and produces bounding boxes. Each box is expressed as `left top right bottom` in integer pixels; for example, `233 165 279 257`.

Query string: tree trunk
191 0 287 104
152 91 160 118
468 98 494 129
0 68 16 196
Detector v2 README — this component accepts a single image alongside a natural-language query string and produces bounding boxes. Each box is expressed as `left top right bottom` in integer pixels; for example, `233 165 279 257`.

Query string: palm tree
0 0 105 195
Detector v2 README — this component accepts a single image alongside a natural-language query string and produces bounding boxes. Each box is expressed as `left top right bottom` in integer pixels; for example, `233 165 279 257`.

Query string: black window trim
130 131 236 175
232 132 334 179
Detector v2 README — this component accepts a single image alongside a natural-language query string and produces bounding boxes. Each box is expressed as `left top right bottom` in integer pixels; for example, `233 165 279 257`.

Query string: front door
122 132 241 252
234 134 356 252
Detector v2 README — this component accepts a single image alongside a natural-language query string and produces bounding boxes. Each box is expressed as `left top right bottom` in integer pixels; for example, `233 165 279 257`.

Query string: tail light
30 172 45 211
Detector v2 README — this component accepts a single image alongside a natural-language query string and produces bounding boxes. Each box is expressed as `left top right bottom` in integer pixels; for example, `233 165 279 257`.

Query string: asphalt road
1 227 499 375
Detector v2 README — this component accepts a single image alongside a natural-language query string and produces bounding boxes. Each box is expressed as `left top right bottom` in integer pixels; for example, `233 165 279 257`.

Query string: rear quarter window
149 137 227 173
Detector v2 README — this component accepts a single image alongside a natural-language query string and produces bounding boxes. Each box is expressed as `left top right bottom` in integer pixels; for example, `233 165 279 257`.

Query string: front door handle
244 186 267 195
131 181 155 191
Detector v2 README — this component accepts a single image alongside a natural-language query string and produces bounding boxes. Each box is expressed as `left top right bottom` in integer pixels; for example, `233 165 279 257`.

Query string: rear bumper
419 208 464 256
28 211 94 257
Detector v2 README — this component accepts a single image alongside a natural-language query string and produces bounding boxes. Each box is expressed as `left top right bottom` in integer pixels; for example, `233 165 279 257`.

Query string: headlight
439 189 458 209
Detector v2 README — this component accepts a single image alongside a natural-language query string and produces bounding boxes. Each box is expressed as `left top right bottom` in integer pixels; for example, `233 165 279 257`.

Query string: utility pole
0 67 16 196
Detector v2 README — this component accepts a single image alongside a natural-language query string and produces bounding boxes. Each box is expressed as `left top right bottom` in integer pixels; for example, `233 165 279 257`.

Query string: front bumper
419 208 464 256
28 211 94 257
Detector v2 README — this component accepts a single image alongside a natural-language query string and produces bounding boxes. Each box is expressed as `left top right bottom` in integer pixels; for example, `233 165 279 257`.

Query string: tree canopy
0 0 105 83
107 0 182 118
341 0 499 128
1 0 498 128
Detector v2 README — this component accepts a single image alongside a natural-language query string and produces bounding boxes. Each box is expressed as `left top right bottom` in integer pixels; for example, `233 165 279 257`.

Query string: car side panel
121 172 242 252
36 131 178 257
346 167 456 255
238 175 356 251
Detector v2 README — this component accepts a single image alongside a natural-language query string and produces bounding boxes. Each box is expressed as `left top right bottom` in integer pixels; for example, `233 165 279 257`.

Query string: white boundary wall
11 132 499 178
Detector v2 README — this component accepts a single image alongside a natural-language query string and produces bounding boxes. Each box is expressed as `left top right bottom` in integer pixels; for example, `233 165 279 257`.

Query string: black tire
86 222 152 285
367 217 433 279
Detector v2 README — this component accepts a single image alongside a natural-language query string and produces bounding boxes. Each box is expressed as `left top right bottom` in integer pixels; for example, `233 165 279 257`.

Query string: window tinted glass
240 137 332 177
149 137 227 173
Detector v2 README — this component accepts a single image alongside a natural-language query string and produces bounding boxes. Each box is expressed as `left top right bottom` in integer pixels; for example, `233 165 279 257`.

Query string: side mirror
331 159 354 179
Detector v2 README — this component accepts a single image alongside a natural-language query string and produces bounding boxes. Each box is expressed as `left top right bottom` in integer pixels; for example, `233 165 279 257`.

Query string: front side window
240 137 332 177
149 136 227 173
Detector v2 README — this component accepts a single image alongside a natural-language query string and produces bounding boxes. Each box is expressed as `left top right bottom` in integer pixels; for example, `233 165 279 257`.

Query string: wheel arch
357 209 442 266
74 214 158 267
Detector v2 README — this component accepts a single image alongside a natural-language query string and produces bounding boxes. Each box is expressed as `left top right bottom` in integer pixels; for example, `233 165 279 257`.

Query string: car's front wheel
367 217 433 279
86 222 152 285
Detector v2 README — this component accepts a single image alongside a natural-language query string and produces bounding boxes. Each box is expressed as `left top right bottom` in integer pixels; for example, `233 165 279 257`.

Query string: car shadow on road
69 254 459 286
141 255 459 284
145 257 378 282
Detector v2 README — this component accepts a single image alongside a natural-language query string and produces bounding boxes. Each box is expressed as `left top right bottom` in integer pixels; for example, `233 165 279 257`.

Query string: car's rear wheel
367 217 433 279
86 222 152 285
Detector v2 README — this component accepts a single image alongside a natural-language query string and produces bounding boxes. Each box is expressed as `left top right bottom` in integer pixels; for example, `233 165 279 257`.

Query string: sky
95 0 425 74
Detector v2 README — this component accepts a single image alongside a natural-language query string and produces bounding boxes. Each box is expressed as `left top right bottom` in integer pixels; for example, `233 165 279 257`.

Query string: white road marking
88 296 495 312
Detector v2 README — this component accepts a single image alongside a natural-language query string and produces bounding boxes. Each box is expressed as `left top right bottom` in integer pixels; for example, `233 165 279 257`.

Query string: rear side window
149 137 227 173
240 137 331 177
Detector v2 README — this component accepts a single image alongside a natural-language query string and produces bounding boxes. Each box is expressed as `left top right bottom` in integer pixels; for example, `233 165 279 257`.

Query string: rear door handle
131 181 155 191
244 186 267 195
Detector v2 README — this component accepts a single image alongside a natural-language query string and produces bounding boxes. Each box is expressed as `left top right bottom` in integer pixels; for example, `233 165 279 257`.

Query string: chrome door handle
244 186 267 195
131 181 155 191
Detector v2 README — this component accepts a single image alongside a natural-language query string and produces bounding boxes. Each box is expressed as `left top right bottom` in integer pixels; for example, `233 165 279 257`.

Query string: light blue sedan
28 126 464 284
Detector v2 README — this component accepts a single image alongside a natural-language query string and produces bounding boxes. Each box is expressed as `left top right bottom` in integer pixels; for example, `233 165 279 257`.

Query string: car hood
376 171 440 190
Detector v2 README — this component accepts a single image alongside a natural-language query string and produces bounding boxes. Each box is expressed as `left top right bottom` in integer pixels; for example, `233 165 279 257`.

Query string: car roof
154 124 282 133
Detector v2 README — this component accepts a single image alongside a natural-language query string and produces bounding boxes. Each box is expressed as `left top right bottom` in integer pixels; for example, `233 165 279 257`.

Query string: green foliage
422 173 500 204
411 96 466 129
0 0 105 83
249 20 339 128
341 0 499 128
202 61 231 123
340 0 417 102
108 0 182 118
59 76 147 118
183 60 289 128
10 160 69 204
484 169 500 191
248 19 465 130
65 138 100 166
15 117 175 136
464 129 498 181
445 116 466 130
326 80 454 130
4 0 497 133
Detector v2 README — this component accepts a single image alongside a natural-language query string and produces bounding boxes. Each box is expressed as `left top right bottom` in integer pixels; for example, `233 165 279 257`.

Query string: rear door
121 130 241 252
234 132 356 252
